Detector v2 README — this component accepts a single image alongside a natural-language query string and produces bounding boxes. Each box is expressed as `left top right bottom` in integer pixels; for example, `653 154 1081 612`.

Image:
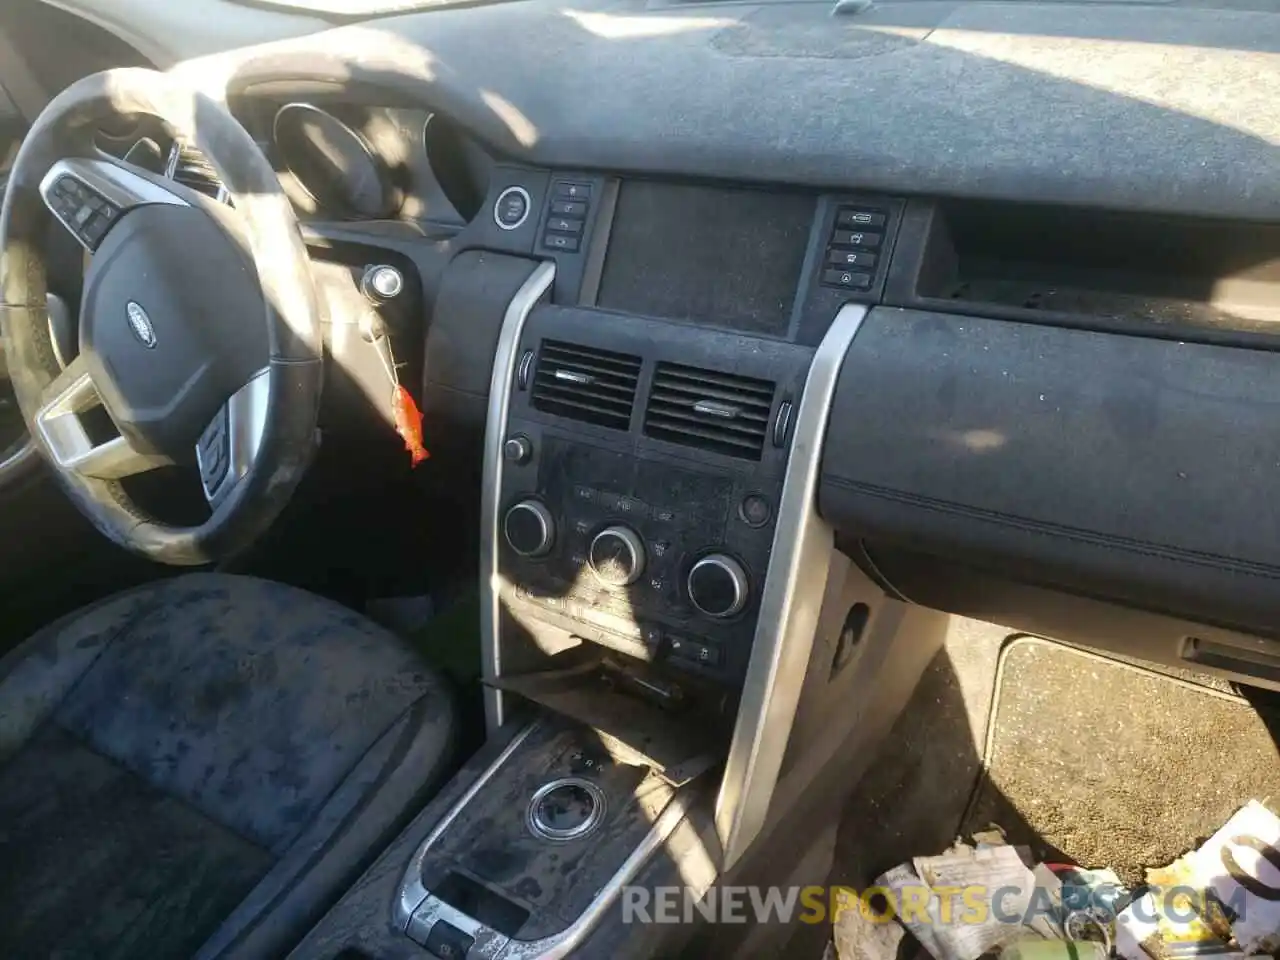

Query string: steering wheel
0 68 323 565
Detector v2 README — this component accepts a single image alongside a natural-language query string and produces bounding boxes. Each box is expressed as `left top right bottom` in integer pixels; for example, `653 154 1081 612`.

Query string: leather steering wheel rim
0 68 324 565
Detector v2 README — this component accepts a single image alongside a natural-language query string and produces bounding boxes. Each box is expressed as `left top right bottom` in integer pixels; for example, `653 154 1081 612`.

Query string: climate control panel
497 434 779 686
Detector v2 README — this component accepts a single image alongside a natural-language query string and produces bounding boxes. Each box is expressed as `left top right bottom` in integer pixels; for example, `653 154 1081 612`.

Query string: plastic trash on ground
874 842 1041 960
827 802 1280 960
822 898 906 960
1116 801 1280 960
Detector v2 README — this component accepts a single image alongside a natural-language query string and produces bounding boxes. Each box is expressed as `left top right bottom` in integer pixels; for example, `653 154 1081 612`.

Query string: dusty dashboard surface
23 0 1267 680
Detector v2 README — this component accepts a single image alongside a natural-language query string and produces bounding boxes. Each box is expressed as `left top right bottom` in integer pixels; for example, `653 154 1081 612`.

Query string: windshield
237 0 466 14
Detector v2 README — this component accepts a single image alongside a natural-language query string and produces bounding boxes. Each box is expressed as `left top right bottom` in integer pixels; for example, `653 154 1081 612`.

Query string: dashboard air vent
531 341 641 431
167 142 228 202
644 363 775 460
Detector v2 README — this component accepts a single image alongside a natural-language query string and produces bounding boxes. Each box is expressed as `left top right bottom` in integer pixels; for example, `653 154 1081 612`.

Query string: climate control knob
504 500 555 558
588 525 646 586
687 554 749 618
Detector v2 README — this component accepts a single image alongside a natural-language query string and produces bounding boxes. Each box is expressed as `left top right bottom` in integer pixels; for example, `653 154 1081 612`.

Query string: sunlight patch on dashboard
479 91 539 148
561 9 734 41
922 27 1280 145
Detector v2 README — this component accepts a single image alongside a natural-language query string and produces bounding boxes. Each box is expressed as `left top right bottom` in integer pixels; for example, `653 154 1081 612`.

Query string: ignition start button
494 185 531 230
527 777 606 842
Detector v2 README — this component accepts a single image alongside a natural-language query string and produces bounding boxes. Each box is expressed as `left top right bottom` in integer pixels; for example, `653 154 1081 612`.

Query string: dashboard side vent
531 340 642 431
167 142 228 202
644 362 775 460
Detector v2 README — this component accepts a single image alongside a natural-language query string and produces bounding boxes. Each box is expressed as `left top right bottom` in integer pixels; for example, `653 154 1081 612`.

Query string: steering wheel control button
47 176 121 251
197 408 231 495
82 216 109 248
527 778 606 842
360 264 403 302
739 493 773 528
688 554 750 619
41 158 191 258
589 525 646 586
543 180 593 252
503 435 532 464
504 499 555 558
494 186 531 230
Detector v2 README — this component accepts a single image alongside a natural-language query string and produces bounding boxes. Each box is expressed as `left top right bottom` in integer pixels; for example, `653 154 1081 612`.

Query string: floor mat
960 637 1280 886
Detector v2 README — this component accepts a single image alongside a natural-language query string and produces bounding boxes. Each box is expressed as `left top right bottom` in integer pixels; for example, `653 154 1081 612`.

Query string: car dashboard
114 0 1280 690
16 0 1280 952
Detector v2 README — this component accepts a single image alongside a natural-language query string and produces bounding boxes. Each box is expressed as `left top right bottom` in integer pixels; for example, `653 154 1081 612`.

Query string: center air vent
644 363 775 460
531 341 641 431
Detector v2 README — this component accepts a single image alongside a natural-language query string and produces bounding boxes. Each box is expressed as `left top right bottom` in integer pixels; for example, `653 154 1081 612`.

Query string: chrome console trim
481 260 557 735
714 303 870 870
407 793 691 959
394 718 693 959
394 722 538 932
526 777 607 843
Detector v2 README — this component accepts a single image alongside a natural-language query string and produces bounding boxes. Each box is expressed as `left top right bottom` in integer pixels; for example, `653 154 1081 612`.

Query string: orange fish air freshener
365 308 430 467
392 384 429 466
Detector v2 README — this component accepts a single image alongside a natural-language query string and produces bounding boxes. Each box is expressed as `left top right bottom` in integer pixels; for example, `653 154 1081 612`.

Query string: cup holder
526 777 606 843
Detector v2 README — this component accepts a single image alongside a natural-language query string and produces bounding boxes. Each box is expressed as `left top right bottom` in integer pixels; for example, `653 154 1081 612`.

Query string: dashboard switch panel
544 179 594 251
795 194 904 345
823 205 889 290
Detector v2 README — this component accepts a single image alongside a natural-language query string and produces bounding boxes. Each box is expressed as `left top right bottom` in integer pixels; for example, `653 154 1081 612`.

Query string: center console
495 316 808 689
291 174 951 960
482 179 900 708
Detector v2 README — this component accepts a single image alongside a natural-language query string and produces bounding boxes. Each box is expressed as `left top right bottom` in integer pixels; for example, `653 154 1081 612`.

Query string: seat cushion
0 573 458 959
0 724 273 960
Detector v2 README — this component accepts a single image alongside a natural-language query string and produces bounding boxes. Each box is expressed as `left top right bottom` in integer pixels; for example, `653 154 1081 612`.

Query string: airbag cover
79 204 268 457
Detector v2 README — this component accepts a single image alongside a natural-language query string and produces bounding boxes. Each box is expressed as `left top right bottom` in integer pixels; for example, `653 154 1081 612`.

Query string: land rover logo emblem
126 301 156 348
